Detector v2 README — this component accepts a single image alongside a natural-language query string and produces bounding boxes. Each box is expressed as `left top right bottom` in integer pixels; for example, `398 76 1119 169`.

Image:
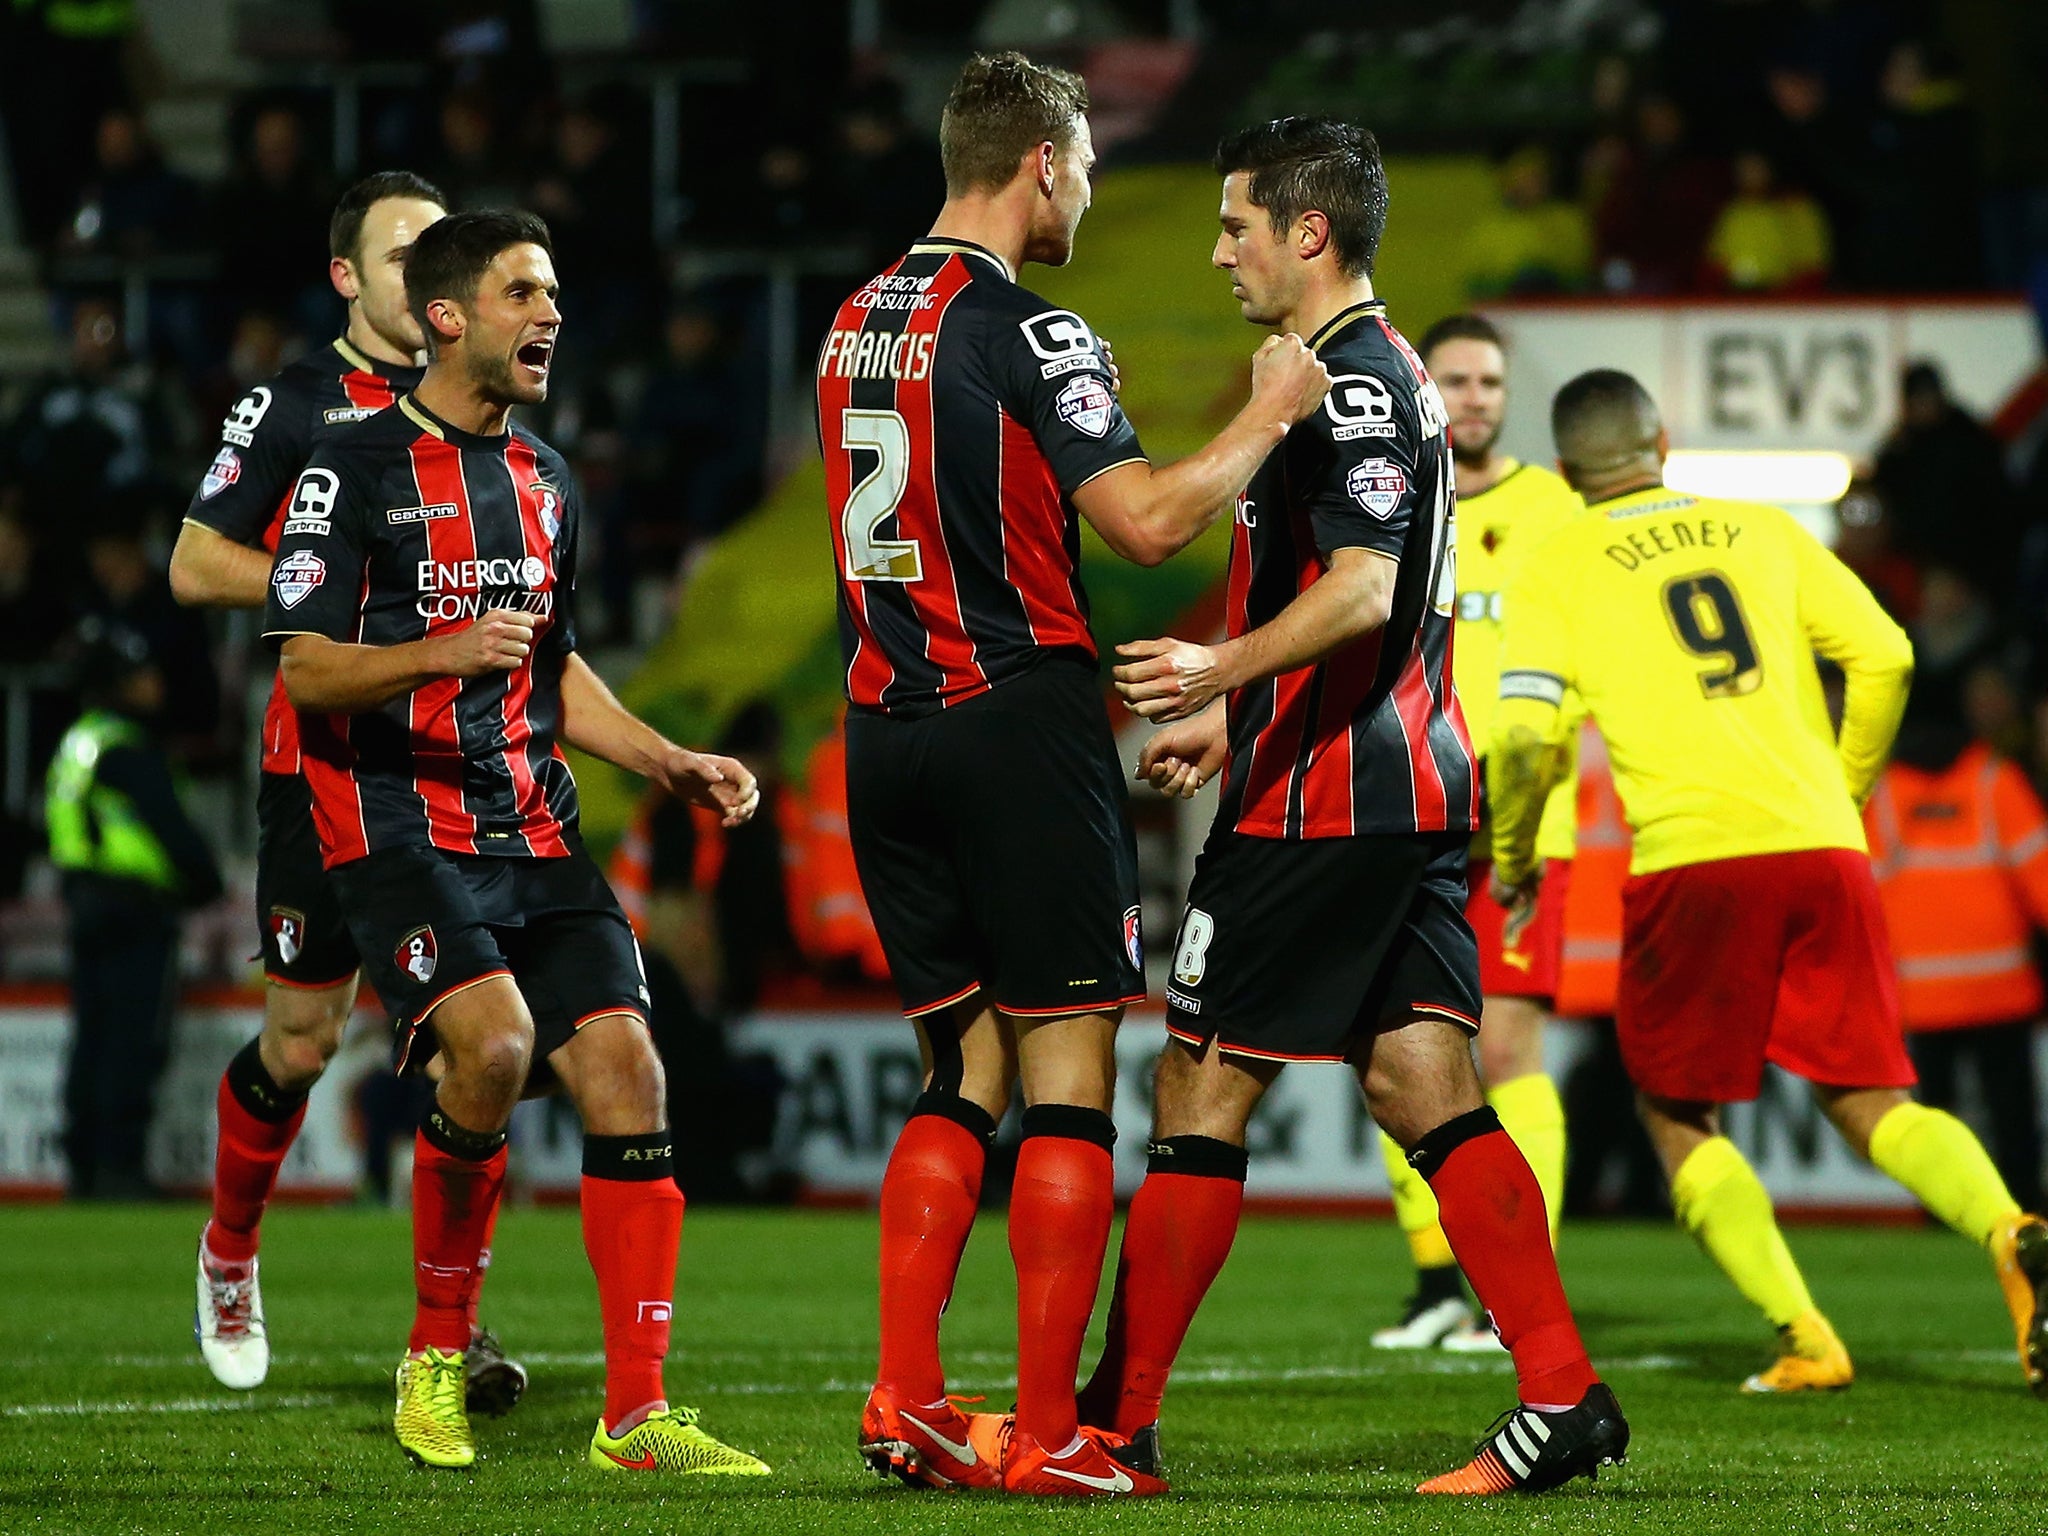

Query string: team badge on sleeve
1347 458 1407 519
270 550 326 609
199 447 241 499
1056 375 1115 439
396 926 437 984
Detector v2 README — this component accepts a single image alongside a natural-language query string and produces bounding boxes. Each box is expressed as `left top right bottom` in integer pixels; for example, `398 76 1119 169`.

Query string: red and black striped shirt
260 396 580 868
182 337 423 774
818 239 1146 716
1216 301 1478 839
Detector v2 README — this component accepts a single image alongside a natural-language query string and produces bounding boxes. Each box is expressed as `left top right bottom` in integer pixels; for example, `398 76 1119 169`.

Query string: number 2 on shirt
1663 571 1763 698
841 409 922 582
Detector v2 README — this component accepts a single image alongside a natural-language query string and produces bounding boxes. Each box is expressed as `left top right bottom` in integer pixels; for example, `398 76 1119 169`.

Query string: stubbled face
335 196 445 357
1022 116 1095 268
1212 171 1301 327
432 242 561 407
1430 337 1507 462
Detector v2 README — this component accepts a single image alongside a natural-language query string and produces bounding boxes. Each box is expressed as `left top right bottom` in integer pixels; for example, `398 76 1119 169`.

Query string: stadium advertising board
1489 298 2040 466
0 1003 1965 1211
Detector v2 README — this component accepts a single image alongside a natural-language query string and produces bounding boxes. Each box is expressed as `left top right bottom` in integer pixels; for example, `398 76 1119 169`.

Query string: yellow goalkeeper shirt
1454 459 1586 861
1494 484 1913 877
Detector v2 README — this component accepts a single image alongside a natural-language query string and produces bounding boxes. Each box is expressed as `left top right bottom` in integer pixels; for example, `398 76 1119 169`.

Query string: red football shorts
1467 858 1572 1000
1617 847 1915 1103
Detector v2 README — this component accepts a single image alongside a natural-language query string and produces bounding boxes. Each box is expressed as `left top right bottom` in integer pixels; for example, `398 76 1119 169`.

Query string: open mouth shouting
515 335 555 384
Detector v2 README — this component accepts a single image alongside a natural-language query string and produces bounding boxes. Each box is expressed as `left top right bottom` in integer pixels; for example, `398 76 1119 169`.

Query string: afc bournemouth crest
268 906 304 966
1123 905 1144 971
396 926 437 984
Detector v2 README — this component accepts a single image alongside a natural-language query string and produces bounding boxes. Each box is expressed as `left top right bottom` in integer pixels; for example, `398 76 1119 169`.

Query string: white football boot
195 1231 270 1389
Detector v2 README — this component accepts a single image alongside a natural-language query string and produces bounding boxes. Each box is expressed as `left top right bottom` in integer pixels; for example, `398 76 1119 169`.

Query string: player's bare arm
1113 545 1397 721
1136 701 1229 798
275 609 536 713
1073 333 1330 567
558 653 758 827
169 520 274 608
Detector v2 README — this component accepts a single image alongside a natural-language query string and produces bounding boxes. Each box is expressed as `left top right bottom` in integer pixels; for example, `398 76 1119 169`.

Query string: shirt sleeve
1496 545 1577 742
542 469 581 657
182 378 310 547
993 303 1146 496
1294 368 1421 562
1791 513 1914 802
260 451 373 647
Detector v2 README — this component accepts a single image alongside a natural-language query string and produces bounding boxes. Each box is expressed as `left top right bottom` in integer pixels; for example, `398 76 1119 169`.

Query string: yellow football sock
1488 1073 1566 1247
1671 1136 1814 1329
1380 1130 1455 1269
1867 1102 2020 1249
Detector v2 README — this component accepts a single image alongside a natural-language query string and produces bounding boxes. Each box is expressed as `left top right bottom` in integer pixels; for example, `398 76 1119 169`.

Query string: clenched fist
434 609 538 677
1249 333 1332 428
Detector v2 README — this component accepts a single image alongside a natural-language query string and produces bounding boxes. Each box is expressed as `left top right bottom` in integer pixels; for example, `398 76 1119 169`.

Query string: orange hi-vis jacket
1863 742 2048 1031
609 794 726 941
1556 721 1630 1020
785 723 888 981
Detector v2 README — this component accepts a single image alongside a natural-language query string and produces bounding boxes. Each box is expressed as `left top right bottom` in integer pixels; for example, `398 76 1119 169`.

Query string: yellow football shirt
1454 460 1586 860
1495 485 1912 877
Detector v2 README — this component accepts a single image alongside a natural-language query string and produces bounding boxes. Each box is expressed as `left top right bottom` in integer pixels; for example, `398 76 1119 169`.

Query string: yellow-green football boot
588 1405 770 1475
395 1348 475 1468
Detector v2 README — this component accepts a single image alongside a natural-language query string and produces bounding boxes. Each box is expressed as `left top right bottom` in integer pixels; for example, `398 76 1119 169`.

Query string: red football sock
581 1133 686 1432
1079 1137 1247 1436
206 1042 309 1266
1422 1112 1597 1407
409 1129 508 1355
876 1105 991 1404
463 1187 504 1340
1009 1107 1117 1451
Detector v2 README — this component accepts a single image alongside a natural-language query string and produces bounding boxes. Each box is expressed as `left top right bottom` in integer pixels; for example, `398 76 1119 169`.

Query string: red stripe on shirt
406 436 481 854
1300 630 1381 837
997 407 1091 651
301 560 375 865
342 372 396 412
892 260 985 704
1389 640 1448 829
502 438 569 857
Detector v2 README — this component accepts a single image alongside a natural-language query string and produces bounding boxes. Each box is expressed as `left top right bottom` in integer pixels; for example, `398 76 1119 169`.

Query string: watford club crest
268 907 304 966
396 926 437 984
1482 526 1506 555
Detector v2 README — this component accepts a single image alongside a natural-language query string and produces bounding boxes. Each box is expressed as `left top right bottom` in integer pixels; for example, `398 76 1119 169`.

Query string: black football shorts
1164 828 1481 1063
255 770 361 988
329 840 648 1069
845 654 1146 1020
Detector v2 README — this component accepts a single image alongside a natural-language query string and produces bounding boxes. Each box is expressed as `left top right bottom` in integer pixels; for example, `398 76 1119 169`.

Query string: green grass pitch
1 1204 2039 1534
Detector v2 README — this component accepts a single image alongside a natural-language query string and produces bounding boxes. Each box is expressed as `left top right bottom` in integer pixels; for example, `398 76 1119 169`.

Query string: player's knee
261 989 352 1089
462 1024 534 1105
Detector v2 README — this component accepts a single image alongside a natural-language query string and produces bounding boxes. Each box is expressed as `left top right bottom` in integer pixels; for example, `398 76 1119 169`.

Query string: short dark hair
405 209 553 356
1551 368 1663 476
1418 312 1504 365
939 52 1089 197
329 171 446 265
1214 117 1388 278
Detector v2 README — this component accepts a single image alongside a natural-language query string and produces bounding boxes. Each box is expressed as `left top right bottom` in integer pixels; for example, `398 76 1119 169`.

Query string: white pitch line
4 1392 342 1419
3 1348 2017 1420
